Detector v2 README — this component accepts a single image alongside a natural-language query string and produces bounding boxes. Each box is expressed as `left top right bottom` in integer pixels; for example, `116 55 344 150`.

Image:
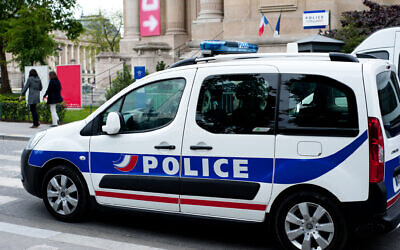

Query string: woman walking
44 71 63 127
19 69 43 128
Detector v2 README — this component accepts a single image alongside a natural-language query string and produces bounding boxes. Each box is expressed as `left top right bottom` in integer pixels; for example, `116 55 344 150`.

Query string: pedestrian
44 71 63 127
19 69 43 128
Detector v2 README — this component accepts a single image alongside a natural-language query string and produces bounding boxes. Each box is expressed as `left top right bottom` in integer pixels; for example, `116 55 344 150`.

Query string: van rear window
376 71 400 138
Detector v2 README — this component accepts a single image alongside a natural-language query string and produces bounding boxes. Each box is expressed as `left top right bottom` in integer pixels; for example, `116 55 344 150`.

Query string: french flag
259 14 269 36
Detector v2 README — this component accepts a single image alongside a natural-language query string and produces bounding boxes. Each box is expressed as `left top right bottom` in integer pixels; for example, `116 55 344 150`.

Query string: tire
42 165 90 222
274 191 348 250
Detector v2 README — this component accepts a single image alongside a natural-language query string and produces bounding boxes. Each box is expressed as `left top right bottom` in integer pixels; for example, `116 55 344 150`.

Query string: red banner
140 0 161 37
57 65 81 108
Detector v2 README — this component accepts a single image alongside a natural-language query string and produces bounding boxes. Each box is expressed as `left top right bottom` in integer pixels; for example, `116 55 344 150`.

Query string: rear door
274 68 369 202
375 70 400 207
180 65 279 221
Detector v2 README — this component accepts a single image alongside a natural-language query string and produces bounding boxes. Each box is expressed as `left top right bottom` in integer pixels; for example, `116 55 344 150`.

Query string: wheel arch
268 184 341 216
39 158 90 197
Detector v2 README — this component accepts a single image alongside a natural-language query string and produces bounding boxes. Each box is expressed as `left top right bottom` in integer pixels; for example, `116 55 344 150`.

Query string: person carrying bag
44 71 63 127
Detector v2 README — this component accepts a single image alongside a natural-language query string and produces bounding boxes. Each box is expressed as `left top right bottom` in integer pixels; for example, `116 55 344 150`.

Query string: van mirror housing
102 112 122 135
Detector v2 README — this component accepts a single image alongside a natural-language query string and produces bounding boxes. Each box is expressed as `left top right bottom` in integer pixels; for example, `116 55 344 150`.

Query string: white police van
21 41 400 250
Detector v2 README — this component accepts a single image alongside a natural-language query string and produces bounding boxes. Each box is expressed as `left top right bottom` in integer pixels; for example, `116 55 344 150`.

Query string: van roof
169 52 359 69
352 27 400 53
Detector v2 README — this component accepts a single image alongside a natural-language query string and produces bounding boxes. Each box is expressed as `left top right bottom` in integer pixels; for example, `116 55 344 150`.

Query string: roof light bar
200 40 258 57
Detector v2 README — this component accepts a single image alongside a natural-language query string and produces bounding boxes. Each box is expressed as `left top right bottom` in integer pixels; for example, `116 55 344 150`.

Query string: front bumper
21 149 42 198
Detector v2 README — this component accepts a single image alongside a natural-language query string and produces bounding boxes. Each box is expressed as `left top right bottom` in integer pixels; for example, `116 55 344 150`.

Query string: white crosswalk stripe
0 154 20 162
0 165 20 173
0 195 18 205
0 222 163 250
0 176 23 189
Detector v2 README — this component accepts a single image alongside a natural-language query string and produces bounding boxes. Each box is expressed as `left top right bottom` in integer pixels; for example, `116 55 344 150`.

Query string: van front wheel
274 192 347 250
42 165 89 222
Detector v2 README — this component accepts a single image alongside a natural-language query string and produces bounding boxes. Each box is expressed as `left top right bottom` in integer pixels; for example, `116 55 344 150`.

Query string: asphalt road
0 139 398 250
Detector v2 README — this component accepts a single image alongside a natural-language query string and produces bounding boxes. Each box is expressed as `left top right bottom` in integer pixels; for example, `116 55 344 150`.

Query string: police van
21 41 400 250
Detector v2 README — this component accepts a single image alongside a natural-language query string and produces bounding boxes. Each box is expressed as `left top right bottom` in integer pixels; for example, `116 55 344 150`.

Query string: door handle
190 145 213 150
154 144 176 150
392 148 399 154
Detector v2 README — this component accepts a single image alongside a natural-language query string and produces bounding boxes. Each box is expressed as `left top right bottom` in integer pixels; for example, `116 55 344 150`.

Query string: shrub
156 60 166 71
105 64 134 100
0 95 66 123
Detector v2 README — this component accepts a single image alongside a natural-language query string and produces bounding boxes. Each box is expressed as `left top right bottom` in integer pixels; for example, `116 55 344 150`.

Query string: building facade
7 31 97 91
119 0 398 75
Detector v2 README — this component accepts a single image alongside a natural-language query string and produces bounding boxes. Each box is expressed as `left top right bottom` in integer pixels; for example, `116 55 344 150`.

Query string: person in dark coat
44 71 63 127
19 69 43 128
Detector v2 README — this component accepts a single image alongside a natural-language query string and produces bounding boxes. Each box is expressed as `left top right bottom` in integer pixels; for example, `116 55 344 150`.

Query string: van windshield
376 71 400 138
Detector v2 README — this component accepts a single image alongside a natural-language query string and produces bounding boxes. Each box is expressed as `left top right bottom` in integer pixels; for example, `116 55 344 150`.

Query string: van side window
376 71 400 138
196 74 278 134
102 78 186 133
278 74 358 136
363 51 389 60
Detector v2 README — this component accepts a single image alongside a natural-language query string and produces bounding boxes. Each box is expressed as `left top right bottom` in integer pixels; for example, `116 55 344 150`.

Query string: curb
0 134 30 141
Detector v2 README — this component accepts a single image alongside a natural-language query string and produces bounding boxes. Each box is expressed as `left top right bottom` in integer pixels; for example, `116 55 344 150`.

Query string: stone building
6 30 97 91
118 0 398 76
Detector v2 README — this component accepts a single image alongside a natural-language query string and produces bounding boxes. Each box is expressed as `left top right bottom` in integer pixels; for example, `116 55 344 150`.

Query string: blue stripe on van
385 156 400 201
274 130 368 184
28 150 89 173
28 131 368 184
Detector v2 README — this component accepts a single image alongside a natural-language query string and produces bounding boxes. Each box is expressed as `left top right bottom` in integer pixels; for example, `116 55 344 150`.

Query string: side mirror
102 112 122 135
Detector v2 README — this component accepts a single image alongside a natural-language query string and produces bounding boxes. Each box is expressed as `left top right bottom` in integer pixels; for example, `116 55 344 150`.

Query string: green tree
105 64 134 100
5 7 56 71
321 0 400 53
84 11 122 53
0 0 83 94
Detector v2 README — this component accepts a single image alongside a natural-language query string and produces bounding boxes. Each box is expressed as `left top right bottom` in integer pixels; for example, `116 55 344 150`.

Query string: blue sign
134 66 146 80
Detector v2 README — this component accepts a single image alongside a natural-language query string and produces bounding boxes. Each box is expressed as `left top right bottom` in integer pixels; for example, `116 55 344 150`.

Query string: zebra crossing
0 152 23 205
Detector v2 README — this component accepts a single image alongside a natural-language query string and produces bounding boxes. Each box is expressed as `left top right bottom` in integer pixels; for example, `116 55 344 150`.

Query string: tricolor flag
274 13 281 38
259 14 269 36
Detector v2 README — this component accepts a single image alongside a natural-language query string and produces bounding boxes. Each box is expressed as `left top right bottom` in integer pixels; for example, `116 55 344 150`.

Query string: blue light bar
200 40 258 56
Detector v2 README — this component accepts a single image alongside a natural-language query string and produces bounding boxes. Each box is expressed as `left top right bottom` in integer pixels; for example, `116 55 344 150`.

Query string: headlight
26 130 47 150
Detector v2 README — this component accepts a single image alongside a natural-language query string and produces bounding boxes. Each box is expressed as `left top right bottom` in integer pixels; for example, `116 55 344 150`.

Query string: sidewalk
0 121 48 141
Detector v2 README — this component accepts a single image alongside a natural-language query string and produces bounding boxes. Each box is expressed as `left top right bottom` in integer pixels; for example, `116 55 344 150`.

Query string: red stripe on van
96 191 267 211
95 191 179 204
387 192 400 208
180 198 267 211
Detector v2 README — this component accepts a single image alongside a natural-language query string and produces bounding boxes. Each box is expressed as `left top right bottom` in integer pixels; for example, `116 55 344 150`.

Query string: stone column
166 0 186 35
88 47 92 74
77 45 80 66
197 0 223 22
71 44 75 64
92 48 96 73
64 44 68 65
83 47 87 73
124 0 140 39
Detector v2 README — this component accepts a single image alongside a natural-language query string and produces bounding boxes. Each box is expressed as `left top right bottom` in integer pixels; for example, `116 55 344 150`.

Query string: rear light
368 117 385 183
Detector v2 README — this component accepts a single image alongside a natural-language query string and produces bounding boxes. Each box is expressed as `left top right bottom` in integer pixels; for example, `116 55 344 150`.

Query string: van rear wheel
274 191 347 250
42 165 89 222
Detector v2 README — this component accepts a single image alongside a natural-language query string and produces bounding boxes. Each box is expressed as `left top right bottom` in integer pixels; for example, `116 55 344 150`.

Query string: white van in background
352 27 400 76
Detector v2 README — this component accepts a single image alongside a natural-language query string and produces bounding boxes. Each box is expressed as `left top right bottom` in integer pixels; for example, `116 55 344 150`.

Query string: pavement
0 121 48 141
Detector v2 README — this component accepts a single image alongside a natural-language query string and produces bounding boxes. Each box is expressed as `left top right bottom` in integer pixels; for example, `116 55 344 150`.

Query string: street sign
303 10 329 29
140 0 161 37
134 66 146 80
